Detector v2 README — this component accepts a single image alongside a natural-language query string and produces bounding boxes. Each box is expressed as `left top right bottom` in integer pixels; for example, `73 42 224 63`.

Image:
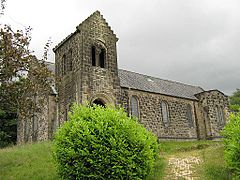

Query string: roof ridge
118 68 203 89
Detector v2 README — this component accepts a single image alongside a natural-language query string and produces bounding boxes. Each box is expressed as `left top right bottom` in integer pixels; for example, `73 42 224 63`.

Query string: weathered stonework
121 88 198 139
17 11 229 143
17 94 56 144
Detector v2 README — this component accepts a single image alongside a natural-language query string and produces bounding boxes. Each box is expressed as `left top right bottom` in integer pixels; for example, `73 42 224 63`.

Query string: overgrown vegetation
0 109 17 148
222 112 240 179
53 104 158 179
0 3 53 147
229 89 240 112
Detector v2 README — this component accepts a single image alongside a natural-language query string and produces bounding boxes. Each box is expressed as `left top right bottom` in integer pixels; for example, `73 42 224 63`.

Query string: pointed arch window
131 96 139 118
161 101 169 127
186 104 193 127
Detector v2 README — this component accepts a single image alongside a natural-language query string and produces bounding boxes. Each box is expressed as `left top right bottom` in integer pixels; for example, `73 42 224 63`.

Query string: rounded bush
222 112 240 178
52 104 158 179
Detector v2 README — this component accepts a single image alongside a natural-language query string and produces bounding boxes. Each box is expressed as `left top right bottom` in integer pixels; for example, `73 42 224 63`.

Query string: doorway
92 99 105 107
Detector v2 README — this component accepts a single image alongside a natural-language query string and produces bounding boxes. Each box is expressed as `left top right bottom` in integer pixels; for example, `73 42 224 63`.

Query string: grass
199 144 232 180
0 142 58 180
0 140 232 179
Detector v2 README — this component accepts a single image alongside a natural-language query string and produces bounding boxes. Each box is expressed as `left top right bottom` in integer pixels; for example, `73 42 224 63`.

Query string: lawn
0 142 58 180
0 140 231 179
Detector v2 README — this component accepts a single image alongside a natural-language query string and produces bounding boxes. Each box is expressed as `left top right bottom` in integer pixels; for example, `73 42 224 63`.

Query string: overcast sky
2 0 240 95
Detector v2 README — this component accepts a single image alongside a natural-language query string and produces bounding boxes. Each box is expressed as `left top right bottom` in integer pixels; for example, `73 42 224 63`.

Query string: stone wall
54 11 121 125
120 88 198 140
17 94 56 144
196 90 229 138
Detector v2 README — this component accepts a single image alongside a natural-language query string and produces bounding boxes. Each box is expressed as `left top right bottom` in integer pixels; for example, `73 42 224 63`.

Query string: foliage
0 0 6 15
222 112 240 178
0 109 17 148
229 89 240 112
0 24 53 114
53 104 159 179
0 141 58 180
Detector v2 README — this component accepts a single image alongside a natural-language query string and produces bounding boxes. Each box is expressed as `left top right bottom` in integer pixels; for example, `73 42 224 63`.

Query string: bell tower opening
92 46 96 66
92 99 105 107
99 48 105 68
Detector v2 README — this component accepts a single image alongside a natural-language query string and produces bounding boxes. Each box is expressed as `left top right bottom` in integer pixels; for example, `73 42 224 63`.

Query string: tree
229 89 240 112
0 0 6 15
0 23 53 146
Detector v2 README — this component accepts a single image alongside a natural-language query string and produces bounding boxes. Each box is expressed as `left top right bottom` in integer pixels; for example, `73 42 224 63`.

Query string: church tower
54 11 121 124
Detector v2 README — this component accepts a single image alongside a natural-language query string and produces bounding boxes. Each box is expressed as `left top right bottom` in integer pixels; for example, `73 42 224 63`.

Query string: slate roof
118 69 204 100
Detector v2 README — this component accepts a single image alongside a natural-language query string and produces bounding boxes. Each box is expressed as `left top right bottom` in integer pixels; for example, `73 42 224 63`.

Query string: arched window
216 106 225 125
99 48 105 68
131 96 139 118
161 101 169 127
91 46 96 66
91 44 106 68
186 104 193 127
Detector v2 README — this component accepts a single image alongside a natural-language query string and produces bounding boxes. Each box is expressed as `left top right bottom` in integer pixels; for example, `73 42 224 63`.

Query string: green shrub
222 112 240 178
52 104 158 179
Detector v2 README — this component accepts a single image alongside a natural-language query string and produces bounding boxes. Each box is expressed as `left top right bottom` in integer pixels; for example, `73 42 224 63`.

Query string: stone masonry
17 11 229 143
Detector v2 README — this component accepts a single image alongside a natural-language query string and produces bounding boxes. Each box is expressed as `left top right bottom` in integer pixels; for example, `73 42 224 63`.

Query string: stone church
17 11 229 143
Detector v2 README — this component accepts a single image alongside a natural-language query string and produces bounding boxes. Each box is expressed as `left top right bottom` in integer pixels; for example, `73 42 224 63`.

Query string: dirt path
164 154 203 180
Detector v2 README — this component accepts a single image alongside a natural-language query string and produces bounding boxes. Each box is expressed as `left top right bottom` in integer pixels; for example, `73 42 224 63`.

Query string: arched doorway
92 98 105 107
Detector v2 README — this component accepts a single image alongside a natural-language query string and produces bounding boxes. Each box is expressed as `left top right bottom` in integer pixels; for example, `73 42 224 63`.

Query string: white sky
1 0 240 95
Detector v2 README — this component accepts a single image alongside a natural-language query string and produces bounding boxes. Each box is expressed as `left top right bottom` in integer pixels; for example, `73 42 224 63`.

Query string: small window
62 54 66 75
187 104 193 127
99 49 105 68
68 50 73 71
131 96 139 118
161 101 169 127
216 106 225 125
32 115 38 141
92 46 96 66
24 119 29 142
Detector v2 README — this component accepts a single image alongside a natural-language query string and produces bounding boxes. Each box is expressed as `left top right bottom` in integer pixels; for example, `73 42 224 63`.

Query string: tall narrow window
216 106 225 125
187 104 193 127
68 50 73 71
24 119 29 142
62 54 66 75
99 48 105 68
32 114 38 141
161 101 169 127
92 46 96 66
131 96 139 118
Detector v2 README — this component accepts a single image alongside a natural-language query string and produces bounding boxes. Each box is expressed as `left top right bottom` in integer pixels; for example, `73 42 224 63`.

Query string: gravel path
164 156 203 180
